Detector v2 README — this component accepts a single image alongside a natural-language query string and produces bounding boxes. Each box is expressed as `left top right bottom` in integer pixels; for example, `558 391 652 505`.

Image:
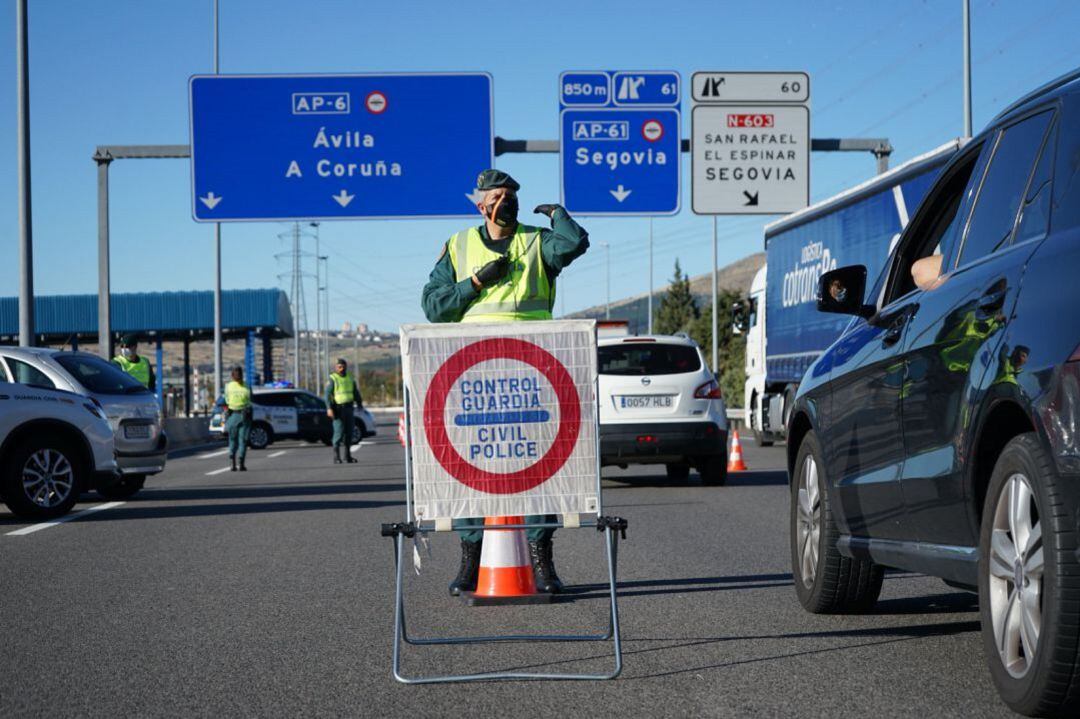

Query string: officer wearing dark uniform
422 169 590 596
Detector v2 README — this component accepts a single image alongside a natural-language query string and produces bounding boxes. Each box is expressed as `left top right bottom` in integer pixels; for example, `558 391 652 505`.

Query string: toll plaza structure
0 288 293 414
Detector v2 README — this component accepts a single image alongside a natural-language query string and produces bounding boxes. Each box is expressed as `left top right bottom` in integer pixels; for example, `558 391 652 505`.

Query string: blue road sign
189 73 493 222
559 71 680 216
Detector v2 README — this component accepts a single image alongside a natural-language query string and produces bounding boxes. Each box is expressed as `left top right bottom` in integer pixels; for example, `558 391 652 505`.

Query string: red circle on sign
642 119 664 142
365 91 388 114
423 338 581 495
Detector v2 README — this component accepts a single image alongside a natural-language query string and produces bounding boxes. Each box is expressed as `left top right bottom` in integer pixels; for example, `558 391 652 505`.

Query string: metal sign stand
382 381 627 684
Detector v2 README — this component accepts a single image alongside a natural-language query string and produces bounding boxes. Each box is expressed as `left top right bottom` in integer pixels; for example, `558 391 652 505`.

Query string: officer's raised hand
471 255 510 289
533 204 562 219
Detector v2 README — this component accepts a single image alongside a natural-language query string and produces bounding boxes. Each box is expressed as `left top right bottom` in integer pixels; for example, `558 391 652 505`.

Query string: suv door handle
882 314 907 348
978 286 1007 313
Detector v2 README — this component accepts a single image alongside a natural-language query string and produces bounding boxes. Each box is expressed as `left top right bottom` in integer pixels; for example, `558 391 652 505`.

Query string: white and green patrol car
209 387 376 450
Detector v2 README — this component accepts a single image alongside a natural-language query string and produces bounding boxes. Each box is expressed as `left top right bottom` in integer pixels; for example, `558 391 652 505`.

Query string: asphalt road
0 415 1016 717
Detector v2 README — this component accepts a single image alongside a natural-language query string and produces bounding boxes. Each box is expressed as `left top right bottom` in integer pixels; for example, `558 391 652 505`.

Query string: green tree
654 259 699 335
689 290 747 408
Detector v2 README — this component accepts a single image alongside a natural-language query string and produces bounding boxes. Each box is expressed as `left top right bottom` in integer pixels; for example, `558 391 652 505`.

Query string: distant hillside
567 252 765 334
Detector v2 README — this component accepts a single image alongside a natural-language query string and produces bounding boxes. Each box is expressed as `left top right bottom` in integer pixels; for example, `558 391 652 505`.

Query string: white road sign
692 71 809 103
692 104 810 215
401 320 599 521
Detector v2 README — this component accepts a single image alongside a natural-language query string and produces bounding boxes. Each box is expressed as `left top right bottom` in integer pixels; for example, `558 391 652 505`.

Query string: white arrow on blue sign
188 73 493 222
559 71 681 216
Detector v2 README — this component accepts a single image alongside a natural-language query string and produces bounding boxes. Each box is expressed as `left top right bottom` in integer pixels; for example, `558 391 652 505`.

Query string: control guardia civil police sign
188 73 493 221
401 320 599 521
559 70 681 216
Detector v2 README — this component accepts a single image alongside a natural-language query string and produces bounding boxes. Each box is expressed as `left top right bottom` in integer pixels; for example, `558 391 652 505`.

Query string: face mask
486 195 518 228
120 348 133 359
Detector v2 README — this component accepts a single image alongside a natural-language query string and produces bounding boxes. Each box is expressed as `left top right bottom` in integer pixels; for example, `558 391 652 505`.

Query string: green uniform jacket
421 208 589 323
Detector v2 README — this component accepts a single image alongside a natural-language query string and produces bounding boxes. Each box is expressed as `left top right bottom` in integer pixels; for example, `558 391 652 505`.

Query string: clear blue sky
1 0 1077 332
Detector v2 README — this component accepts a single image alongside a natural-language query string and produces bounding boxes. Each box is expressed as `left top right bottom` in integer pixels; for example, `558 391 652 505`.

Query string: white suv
0 381 118 519
598 334 729 484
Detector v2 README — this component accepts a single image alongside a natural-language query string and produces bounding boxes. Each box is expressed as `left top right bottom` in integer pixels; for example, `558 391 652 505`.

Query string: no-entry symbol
642 118 664 142
365 91 388 114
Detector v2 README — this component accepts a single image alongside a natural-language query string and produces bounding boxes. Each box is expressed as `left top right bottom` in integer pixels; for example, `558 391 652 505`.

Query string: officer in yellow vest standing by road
325 358 362 465
112 334 156 391
222 366 253 472
421 169 590 596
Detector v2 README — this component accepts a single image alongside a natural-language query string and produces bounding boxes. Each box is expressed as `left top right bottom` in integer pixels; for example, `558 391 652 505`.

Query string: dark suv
786 69 1080 716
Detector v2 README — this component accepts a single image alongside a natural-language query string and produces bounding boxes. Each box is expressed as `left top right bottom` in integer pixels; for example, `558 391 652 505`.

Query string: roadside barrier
728 428 748 472
397 413 406 446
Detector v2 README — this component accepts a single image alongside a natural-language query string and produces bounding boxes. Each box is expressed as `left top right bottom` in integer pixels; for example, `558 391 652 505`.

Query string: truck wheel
791 430 882 613
699 455 727 486
97 474 145 500
2 437 83 520
978 433 1080 716
751 393 773 447
248 423 272 450
665 463 690 482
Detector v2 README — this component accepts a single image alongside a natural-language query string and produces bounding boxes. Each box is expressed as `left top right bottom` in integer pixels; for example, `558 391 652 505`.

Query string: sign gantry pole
16 0 34 348
212 0 223 402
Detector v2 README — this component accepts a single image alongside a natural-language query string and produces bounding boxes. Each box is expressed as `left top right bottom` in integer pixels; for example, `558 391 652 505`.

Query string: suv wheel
97 474 145 500
248 423 272 450
791 431 882 613
699 455 727 486
665 463 690 482
978 433 1080 716
2 438 83 519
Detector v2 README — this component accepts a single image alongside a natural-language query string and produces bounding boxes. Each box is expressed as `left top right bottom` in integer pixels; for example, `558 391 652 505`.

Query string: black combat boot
230 455 237 472
448 539 483 597
239 458 247 472
333 446 342 464
529 538 564 594
344 445 358 464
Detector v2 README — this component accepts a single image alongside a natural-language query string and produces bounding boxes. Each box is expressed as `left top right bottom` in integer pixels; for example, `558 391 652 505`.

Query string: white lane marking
350 443 363 453
206 466 233 476
6 502 126 536
267 450 287 458
199 449 229 460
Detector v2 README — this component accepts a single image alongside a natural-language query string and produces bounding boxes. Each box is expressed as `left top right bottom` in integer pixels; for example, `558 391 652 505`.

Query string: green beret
120 333 139 346
475 169 520 192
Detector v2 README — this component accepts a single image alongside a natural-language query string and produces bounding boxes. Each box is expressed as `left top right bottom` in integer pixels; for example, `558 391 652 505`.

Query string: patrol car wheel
350 422 363 445
791 430 882 613
248 423 272 450
3 437 83 520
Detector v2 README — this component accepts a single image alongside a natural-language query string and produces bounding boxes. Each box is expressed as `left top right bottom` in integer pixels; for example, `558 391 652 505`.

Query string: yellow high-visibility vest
448 224 553 322
225 381 252 410
114 355 151 387
329 372 355 405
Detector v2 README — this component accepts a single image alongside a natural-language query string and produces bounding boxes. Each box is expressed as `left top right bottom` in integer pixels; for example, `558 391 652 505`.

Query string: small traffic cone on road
462 516 553 606
397 413 406 447
727 428 748 472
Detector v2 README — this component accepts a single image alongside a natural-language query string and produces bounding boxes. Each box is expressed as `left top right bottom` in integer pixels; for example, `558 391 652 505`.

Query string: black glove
533 204 562 218
473 255 510 286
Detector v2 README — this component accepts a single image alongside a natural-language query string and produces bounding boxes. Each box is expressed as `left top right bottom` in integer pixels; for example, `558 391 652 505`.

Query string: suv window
5 357 56 389
54 353 148 395
958 110 1054 267
885 148 984 303
1014 118 1057 245
598 343 702 375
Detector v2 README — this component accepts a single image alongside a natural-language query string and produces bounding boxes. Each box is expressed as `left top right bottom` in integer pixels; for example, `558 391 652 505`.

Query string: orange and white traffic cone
462 516 553 606
397 413 406 447
727 427 748 472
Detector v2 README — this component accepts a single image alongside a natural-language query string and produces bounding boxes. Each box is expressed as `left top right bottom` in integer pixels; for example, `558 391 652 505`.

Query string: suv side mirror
818 265 873 318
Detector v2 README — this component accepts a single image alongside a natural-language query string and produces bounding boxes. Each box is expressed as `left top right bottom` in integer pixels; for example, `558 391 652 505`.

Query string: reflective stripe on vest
330 372 355 404
448 225 553 322
114 355 151 387
225 381 251 410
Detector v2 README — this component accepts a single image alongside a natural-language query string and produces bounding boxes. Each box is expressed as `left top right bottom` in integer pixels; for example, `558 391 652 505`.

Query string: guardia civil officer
220 366 253 472
325 358 362 464
112 334 156 391
421 169 589 596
